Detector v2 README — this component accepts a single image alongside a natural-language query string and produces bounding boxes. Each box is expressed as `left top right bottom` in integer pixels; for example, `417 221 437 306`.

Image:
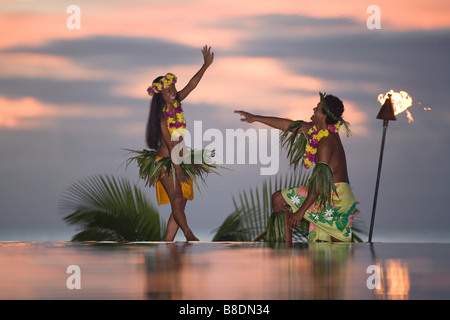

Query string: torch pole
369 119 389 242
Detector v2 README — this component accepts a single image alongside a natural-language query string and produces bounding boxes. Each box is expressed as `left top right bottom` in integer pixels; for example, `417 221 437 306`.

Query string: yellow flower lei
163 100 186 141
303 123 340 169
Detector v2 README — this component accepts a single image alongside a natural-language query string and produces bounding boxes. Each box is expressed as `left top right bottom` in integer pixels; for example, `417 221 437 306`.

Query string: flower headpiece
147 73 177 96
319 92 351 137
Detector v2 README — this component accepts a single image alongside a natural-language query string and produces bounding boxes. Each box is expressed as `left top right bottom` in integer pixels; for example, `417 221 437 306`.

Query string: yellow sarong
154 155 194 206
156 179 194 206
281 183 356 242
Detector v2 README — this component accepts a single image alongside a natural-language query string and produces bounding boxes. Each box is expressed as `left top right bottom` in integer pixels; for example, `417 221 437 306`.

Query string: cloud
1 33 368 132
0 36 213 110
222 16 449 133
236 23 449 81
0 76 129 106
217 13 361 37
4 36 201 70
3 11 448 136
0 95 133 130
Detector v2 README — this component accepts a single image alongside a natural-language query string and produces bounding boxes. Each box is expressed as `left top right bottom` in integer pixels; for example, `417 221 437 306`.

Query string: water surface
0 241 448 299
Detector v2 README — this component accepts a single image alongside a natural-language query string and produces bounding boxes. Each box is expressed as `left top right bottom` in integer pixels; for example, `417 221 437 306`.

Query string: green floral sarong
281 183 356 242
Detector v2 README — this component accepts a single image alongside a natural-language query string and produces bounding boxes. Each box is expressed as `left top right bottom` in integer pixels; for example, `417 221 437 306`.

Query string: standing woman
146 45 214 241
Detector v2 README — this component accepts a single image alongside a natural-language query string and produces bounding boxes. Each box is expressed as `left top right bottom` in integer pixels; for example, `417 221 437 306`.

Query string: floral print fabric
281 183 356 242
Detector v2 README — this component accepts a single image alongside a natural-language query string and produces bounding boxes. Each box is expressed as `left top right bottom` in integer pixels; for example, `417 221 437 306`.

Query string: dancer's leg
159 174 198 241
164 197 188 241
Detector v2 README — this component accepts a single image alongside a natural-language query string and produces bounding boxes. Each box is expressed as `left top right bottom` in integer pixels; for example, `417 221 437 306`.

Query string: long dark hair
145 76 181 149
146 76 165 150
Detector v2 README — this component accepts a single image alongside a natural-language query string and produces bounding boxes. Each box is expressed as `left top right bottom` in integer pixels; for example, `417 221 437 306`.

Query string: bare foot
185 231 199 241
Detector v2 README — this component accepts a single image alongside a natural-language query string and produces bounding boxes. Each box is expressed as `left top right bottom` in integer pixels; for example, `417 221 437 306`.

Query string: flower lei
147 73 177 96
303 122 340 169
146 72 185 141
163 100 186 141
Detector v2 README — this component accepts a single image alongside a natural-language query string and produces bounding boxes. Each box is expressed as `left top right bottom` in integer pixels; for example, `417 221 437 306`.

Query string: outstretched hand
234 110 257 123
202 45 214 68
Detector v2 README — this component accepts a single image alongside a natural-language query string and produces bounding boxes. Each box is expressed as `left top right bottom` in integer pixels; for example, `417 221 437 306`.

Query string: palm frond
59 174 163 242
211 211 248 241
265 211 286 242
211 170 311 242
306 162 338 207
279 121 308 171
123 148 230 195
212 168 366 243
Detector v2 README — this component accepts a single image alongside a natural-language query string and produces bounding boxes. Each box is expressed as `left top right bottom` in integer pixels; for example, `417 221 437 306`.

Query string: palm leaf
210 211 247 241
212 170 311 242
279 121 308 171
123 148 230 195
306 162 338 207
59 174 163 242
212 169 366 243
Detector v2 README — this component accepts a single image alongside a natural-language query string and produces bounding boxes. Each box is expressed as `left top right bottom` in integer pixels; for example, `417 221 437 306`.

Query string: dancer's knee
271 190 285 211
169 191 184 208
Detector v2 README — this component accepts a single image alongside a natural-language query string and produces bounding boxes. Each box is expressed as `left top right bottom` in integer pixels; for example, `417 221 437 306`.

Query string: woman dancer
146 46 214 241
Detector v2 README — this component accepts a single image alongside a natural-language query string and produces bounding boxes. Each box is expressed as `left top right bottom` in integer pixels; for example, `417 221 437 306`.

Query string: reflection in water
0 241 448 299
145 243 185 299
374 260 410 300
284 243 351 299
144 242 354 299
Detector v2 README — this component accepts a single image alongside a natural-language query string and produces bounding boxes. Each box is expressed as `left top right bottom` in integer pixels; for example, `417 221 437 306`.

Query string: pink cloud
1 0 449 51
0 52 104 80
1 0 447 136
114 56 370 135
0 96 54 129
0 96 128 130
116 56 323 109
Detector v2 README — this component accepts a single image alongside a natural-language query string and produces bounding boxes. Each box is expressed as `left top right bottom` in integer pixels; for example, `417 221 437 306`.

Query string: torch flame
378 90 414 123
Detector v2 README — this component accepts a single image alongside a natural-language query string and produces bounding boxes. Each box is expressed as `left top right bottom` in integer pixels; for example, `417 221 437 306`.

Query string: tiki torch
368 93 396 242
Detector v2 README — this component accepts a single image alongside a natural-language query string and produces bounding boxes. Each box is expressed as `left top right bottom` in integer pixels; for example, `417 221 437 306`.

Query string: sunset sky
1 0 449 242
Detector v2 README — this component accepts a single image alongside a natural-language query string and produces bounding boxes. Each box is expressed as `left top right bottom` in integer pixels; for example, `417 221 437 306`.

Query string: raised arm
178 45 214 101
234 110 312 132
